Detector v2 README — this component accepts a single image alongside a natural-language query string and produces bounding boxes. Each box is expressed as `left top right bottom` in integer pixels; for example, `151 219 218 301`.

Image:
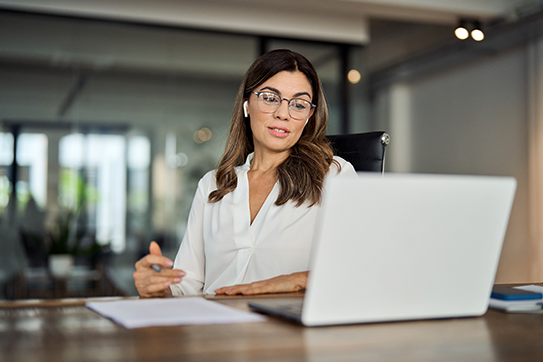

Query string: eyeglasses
252 91 315 120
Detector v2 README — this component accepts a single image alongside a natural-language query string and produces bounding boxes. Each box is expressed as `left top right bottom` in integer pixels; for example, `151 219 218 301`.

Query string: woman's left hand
215 271 308 295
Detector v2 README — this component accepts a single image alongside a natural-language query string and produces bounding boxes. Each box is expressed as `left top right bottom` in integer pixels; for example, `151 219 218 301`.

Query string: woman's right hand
133 241 186 297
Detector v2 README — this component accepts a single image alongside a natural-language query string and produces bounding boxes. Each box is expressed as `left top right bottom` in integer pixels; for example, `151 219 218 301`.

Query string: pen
151 264 163 273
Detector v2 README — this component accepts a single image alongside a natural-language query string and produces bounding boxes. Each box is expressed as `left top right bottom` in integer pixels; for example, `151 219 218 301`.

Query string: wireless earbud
305 119 309 126
243 101 249 118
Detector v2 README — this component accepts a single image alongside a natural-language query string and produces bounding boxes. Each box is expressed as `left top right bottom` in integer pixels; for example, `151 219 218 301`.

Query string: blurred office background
1 0 543 298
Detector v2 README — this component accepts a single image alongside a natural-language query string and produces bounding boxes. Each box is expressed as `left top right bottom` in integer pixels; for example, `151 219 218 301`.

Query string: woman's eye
262 93 279 103
291 100 308 111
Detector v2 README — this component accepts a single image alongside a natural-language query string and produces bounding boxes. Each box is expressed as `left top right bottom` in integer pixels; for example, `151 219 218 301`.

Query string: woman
133 49 356 297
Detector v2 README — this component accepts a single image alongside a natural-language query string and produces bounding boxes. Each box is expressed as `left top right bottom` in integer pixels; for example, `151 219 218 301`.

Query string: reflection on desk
0 294 542 362
4 266 126 299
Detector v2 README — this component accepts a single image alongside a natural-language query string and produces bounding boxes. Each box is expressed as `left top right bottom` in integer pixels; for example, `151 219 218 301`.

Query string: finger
133 270 184 298
134 272 167 296
143 280 173 295
136 254 174 270
159 268 186 278
149 241 162 256
151 269 186 283
134 272 184 296
240 287 263 295
240 283 275 295
224 288 245 295
238 279 295 295
217 283 255 295
215 285 241 295
134 268 185 284
216 284 247 294
148 274 184 285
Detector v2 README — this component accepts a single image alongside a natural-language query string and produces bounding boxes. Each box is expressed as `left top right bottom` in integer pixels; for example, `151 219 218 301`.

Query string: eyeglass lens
256 92 312 120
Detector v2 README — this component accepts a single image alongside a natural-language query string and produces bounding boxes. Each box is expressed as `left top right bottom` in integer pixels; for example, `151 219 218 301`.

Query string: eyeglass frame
251 91 316 120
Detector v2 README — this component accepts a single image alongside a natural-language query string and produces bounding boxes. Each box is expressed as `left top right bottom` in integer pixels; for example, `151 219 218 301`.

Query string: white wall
382 41 543 283
527 37 543 282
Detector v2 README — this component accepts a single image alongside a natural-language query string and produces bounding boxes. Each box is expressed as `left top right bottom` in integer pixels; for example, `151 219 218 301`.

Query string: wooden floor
0 295 542 362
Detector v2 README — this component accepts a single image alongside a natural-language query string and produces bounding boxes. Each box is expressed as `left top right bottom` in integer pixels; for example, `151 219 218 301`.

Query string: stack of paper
489 285 543 312
87 297 266 328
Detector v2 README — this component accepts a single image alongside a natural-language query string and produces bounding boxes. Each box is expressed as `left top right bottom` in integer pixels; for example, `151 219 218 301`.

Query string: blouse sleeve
331 156 357 177
169 174 212 296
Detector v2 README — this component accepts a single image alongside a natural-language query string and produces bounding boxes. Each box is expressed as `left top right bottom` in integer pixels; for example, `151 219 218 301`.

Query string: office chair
327 131 390 173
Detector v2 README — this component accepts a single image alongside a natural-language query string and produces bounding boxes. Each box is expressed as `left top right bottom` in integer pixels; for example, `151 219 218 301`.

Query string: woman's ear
306 107 315 126
243 101 249 118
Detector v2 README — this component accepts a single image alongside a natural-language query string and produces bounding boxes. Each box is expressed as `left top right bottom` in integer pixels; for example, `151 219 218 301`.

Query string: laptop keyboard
249 299 304 322
273 300 303 315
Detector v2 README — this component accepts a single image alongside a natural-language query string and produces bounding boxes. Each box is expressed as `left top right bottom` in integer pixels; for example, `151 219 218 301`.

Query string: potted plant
46 209 78 277
46 172 112 276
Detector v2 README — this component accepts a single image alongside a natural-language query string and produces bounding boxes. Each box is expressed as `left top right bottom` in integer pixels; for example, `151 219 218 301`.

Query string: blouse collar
240 152 254 171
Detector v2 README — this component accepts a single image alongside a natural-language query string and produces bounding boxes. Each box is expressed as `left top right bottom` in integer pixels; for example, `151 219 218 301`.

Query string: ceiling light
471 22 484 41
455 20 469 40
347 69 361 84
193 127 212 144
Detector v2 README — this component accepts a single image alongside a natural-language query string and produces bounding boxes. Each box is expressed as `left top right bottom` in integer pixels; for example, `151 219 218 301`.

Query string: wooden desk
1 295 542 362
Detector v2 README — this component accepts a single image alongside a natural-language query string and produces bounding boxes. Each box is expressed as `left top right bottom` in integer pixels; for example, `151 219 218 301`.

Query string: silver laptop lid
302 173 516 326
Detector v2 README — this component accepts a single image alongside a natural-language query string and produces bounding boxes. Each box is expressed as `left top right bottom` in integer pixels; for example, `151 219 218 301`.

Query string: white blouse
170 154 356 296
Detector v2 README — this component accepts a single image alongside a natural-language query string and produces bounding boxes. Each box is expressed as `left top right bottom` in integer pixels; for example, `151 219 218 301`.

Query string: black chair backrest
327 131 390 173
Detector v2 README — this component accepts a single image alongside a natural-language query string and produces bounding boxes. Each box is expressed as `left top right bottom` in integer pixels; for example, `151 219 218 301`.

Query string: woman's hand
214 271 308 296
133 241 186 297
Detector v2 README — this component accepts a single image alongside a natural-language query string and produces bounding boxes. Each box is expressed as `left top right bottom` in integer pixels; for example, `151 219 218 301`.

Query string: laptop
249 172 517 326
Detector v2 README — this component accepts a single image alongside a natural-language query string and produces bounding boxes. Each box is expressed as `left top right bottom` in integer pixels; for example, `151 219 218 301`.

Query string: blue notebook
491 286 543 301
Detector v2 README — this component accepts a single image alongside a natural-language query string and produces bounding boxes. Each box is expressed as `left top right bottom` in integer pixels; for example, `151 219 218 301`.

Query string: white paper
488 298 543 311
514 284 543 294
87 297 266 328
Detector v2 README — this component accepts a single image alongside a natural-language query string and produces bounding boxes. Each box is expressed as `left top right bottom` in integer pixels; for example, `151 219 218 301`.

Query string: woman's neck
250 149 289 174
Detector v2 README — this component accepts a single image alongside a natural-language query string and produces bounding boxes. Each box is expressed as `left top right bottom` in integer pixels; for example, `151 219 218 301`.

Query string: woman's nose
274 99 290 120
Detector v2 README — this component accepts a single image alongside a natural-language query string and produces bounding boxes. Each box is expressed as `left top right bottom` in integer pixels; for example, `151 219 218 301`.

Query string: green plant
46 210 79 255
47 173 110 258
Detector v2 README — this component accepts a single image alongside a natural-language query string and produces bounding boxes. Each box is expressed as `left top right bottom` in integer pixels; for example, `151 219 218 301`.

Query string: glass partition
0 9 361 298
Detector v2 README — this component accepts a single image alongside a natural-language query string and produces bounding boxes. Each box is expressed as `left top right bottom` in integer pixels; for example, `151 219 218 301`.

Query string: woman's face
247 70 314 157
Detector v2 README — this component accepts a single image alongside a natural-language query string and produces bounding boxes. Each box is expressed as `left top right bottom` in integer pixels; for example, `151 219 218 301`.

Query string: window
59 133 126 252
0 10 361 257
0 132 47 214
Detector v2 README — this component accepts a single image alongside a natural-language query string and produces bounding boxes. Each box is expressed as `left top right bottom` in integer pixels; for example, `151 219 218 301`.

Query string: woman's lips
268 127 290 138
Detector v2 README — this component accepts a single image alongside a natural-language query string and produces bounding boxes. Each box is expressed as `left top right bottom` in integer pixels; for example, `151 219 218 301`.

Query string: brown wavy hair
208 49 337 207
